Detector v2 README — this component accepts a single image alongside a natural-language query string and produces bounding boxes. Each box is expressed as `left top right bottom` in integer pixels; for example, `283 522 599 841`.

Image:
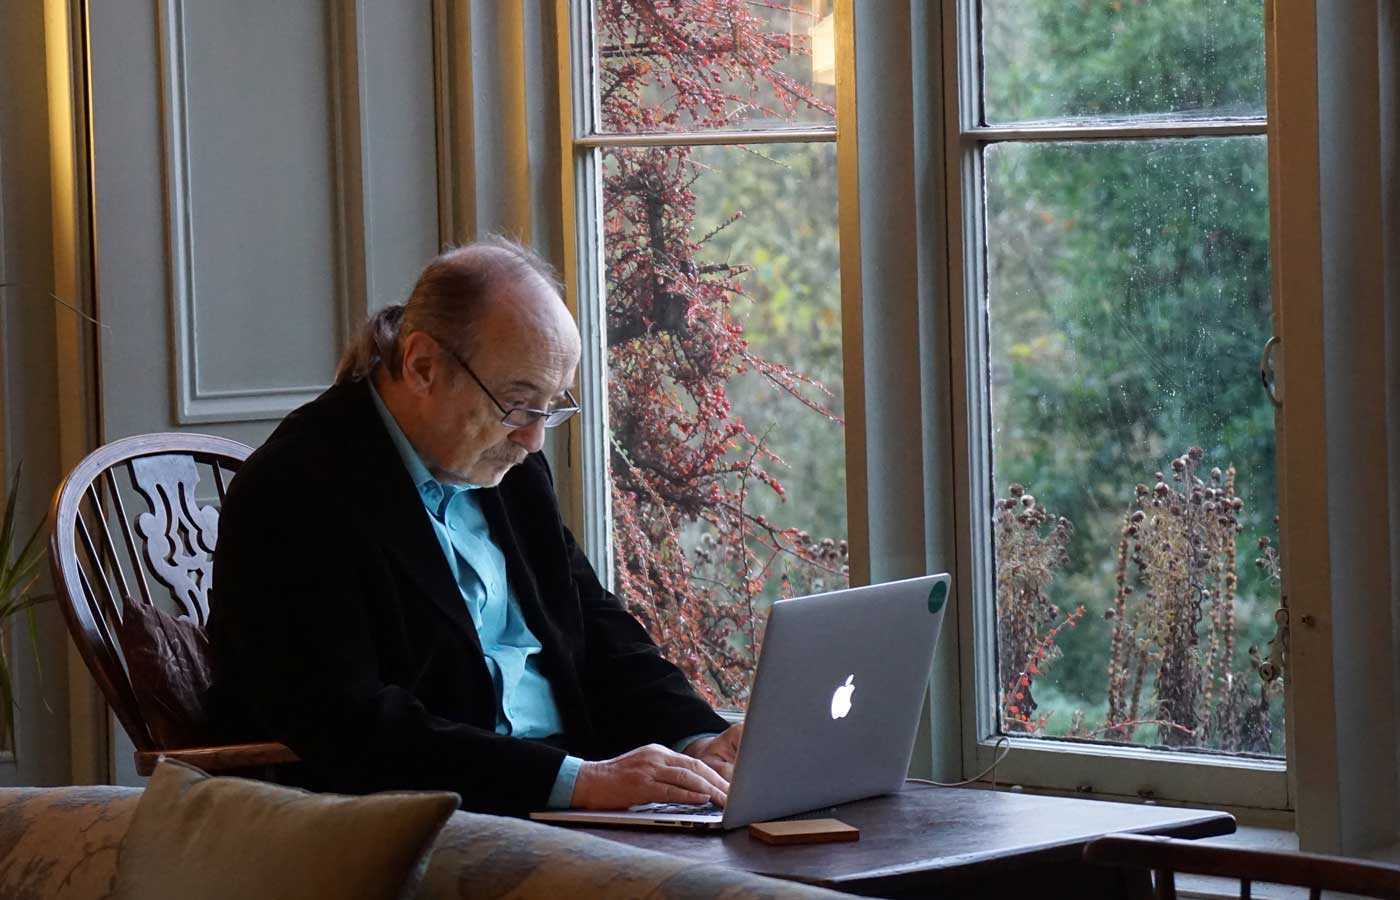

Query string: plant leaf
2 527 47 601
0 463 22 594
0 632 17 751
11 517 46 580
8 582 46 615
46 292 110 331
23 603 50 715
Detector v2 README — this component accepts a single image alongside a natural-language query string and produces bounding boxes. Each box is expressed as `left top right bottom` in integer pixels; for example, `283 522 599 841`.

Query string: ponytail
333 304 406 385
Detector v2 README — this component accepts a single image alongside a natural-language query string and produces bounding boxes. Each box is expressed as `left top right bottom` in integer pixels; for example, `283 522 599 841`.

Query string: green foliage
0 464 52 747
983 0 1265 122
982 0 1280 753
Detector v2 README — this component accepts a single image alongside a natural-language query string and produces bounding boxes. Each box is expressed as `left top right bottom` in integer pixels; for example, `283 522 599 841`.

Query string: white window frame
942 0 1289 812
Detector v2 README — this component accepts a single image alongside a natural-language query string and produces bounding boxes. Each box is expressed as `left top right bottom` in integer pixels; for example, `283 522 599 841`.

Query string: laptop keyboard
628 801 723 815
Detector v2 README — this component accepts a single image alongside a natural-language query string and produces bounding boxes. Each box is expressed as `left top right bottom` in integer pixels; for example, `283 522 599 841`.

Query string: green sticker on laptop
928 580 947 614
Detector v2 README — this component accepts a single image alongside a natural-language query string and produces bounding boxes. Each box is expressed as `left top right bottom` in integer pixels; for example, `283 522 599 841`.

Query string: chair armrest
135 742 300 776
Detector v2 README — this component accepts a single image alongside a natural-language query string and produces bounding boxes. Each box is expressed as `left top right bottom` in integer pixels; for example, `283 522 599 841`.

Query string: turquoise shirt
369 384 583 807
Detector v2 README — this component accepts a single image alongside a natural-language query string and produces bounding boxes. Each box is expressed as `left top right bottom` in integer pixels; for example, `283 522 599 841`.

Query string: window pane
985 138 1282 756
592 0 836 133
603 141 847 709
981 0 1266 124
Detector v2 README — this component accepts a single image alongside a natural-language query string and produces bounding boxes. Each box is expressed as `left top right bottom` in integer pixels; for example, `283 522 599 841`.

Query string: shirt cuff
671 732 721 755
547 755 585 809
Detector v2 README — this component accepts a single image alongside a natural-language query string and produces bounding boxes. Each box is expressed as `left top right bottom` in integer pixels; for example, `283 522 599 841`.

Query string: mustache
484 447 528 465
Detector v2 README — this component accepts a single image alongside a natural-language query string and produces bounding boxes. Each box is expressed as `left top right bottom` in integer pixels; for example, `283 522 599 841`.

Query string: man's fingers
675 753 730 795
662 782 712 805
708 760 735 781
659 764 728 806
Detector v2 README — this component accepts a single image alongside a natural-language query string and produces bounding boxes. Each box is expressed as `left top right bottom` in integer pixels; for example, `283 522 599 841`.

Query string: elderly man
207 239 742 815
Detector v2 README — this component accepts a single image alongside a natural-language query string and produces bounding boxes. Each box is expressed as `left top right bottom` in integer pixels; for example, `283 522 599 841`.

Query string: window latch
1259 335 1282 409
1256 599 1288 684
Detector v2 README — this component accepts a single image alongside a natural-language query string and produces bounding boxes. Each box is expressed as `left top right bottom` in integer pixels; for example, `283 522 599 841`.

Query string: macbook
530 572 949 830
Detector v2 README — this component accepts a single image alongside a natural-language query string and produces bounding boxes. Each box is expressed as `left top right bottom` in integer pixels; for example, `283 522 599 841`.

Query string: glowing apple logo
830 674 856 720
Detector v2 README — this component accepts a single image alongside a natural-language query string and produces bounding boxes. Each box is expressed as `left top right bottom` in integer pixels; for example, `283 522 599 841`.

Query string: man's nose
509 418 548 454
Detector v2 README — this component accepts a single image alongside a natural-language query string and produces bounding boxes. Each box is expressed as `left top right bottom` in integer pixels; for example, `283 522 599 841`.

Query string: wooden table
577 785 1236 897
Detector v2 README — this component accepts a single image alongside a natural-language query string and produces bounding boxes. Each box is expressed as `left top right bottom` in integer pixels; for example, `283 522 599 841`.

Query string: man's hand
682 723 743 781
571 744 730 810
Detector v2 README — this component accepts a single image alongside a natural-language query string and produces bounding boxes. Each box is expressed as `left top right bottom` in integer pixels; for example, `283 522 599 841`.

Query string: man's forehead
472 332 578 396
500 373 575 397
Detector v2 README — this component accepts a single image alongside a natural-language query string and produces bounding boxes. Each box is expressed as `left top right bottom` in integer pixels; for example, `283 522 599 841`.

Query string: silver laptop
531 573 949 831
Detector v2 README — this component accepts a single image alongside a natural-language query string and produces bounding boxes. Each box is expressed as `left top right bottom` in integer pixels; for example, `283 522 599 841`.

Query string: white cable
905 735 1013 789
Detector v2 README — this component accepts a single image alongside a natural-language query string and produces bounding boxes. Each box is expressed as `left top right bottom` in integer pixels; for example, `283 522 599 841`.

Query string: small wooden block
748 818 860 846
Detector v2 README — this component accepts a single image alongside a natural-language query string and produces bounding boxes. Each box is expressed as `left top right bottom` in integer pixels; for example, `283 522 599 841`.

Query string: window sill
971 735 1289 810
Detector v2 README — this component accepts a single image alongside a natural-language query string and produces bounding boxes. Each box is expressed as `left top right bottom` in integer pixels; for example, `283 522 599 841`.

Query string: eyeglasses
437 341 580 429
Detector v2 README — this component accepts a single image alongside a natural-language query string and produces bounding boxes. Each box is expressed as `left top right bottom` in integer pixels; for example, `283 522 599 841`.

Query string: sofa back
0 787 841 898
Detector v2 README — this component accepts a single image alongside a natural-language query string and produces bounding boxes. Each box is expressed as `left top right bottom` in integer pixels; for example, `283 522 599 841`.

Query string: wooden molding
44 0 107 786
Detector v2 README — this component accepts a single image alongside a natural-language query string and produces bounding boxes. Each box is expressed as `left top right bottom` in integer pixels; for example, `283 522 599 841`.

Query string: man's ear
400 331 440 395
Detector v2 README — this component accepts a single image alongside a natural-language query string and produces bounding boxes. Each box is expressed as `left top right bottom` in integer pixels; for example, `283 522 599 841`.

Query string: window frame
941 0 1290 811
552 0 1300 816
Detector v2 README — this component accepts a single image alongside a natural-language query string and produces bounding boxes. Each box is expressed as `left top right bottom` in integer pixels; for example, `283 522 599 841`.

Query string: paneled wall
88 0 439 449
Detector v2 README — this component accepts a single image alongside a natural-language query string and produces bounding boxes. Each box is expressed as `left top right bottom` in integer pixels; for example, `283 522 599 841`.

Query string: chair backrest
1084 833 1400 900
48 433 252 752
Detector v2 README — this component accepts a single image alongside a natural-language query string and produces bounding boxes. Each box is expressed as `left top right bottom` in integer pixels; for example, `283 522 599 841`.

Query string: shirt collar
367 380 480 513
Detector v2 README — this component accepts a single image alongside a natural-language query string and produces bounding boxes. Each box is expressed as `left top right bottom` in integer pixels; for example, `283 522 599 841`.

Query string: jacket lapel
330 382 485 659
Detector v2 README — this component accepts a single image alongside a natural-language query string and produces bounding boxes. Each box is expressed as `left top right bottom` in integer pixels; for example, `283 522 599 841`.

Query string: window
561 0 1290 810
952 0 1287 805
569 1 848 709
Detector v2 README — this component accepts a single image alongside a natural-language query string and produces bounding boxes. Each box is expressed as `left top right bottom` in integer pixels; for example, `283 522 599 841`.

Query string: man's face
407 278 580 487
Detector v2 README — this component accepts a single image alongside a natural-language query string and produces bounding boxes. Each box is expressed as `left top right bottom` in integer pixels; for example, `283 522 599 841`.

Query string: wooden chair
1085 833 1400 900
49 432 298 776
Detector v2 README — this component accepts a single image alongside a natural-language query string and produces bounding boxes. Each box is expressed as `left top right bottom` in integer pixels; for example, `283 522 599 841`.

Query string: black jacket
206 379 725 815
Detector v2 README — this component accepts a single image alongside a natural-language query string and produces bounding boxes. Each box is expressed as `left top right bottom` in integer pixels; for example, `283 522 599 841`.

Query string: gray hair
333 236 563 385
